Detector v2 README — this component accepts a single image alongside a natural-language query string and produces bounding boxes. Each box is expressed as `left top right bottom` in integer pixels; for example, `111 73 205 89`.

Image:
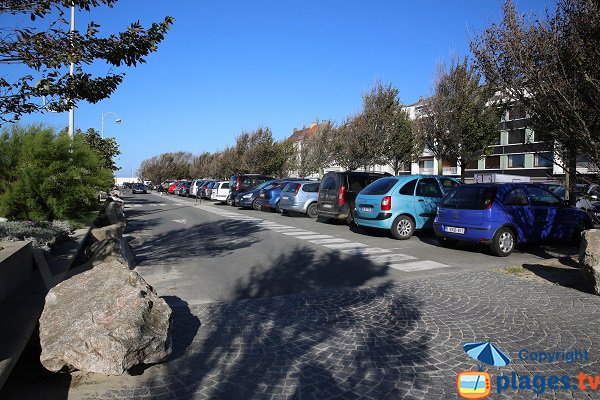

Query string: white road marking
172 219 187 224
281 231 318 236
388 260 451 271
366 253 417 264
309 237 347 244
342 247 394 255
323 242 370 250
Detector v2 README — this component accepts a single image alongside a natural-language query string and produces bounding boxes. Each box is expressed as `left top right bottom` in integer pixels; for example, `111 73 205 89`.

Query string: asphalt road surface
126 191 577 305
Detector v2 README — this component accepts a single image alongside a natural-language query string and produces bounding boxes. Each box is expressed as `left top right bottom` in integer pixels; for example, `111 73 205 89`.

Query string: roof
288 122 324 142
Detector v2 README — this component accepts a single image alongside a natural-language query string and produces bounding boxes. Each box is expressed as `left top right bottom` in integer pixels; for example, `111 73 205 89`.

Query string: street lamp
101 111 122 138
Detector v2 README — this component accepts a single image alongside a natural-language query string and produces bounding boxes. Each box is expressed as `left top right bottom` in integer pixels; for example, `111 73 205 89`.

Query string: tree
415 57 500 180
361 81 418 175
0 0 174 124
78 128 120 172
471 0 600 202
138 151 191 184
0 124 113 220
334 116 373 171
296 121 334 177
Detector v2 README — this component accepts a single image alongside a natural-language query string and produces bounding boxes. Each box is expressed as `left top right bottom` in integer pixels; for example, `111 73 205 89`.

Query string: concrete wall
0 241 34 304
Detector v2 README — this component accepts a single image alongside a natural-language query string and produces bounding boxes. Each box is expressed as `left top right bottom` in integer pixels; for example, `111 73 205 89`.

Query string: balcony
443 167 458 175
419 168 434 174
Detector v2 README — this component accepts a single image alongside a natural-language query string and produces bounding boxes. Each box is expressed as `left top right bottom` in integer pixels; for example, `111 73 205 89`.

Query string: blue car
234 180 278 209
354 175 462 239
255 179 305 212
434 183 593 257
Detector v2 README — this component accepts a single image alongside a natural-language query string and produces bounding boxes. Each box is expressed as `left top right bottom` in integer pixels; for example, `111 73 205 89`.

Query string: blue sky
11 0 551 177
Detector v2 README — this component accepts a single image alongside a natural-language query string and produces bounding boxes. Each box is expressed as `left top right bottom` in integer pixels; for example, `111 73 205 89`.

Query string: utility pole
68 5 75 139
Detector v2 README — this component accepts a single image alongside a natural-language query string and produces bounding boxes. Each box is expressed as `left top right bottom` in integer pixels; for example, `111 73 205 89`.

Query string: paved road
3 192 597 400
128 191 577 305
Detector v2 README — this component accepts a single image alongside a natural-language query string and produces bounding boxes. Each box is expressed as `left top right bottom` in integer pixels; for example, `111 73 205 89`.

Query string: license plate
360 206 373 212
260 193 265 197
322 203 333 208
445 226 465 234
282 196 289 200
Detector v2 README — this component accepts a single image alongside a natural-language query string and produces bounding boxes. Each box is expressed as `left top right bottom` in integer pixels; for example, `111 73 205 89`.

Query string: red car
167 182 179 194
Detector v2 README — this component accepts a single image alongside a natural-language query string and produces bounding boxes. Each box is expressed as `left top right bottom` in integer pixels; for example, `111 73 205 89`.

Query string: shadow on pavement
521 262 594 294
147 247 430 399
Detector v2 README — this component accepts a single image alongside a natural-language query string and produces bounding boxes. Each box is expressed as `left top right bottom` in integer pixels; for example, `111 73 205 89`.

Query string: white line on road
366 253 417 264
323 242 370 250
342 247 394 255
388 260 451 271
308 237 347 244
281 231 318 236
172 219 187 224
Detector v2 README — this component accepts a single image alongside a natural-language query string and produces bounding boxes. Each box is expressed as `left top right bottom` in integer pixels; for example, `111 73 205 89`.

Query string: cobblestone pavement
28 270 594 400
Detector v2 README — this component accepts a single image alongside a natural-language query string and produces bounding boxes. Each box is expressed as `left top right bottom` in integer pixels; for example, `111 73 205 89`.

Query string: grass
504 266 528 275
68 210 100 230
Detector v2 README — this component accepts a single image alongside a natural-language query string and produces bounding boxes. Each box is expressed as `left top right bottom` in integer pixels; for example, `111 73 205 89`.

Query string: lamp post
68 5 75 139
101 111 122 138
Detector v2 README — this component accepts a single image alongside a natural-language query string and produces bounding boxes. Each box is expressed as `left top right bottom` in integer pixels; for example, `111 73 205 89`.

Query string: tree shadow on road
144 247 432 399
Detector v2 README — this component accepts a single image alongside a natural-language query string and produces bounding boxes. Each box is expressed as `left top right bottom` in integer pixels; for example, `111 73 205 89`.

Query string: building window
534 131 549 142
508 154 525 168
508 129 526 144
508 106 526 120
419 159 434 170
534 152 553 167
465 159 480 170
485 156 500 169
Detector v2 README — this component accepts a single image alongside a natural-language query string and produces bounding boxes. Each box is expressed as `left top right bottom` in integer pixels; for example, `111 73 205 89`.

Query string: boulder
85 238 135 269
90 224 123 242
580 229 600 295
39 261 172 375
105 201 126 229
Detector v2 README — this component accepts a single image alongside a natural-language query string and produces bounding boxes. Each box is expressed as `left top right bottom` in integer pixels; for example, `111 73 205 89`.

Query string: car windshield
361 178 397 195
251 180 275 191
441 186 497 209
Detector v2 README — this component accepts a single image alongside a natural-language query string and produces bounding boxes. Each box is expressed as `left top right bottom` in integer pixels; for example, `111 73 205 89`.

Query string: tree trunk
460 160 466 182
566 147 578 206
437 158 443 175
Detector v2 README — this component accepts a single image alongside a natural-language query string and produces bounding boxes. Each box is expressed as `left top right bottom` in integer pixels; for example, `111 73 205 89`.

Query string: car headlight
243 193 252 198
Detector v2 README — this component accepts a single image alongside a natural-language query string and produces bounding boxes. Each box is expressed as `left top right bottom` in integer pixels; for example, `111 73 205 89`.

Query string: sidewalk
2 269 599 399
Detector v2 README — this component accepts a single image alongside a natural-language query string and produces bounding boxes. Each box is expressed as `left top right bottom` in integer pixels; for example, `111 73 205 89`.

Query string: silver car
279 180 321 218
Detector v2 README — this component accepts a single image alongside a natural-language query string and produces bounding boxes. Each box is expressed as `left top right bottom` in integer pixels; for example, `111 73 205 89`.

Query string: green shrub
0 125 113 221
0 220 73 252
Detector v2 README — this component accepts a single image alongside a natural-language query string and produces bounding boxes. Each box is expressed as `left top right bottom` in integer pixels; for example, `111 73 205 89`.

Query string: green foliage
138 151 192 184
0 124 113 220
79 128 121 172
0 0 174 124
0 220 73 252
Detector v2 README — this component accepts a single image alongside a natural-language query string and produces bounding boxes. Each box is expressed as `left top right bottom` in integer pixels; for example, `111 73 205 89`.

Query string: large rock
39 261 172 375
85 238 135 269
580 229 600 295
105 201 126 229
90 224 123 242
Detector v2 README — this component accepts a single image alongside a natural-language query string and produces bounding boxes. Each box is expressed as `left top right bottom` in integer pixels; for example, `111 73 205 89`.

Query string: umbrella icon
463 341 511 369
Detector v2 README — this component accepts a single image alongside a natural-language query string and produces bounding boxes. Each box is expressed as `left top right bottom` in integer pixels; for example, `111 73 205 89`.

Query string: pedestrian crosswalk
152 193 453 274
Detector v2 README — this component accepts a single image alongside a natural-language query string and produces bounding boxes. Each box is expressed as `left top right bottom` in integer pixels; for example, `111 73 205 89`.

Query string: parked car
255 178 306 212
203 181 218 199
173 181 189 196
167 182 180 194
211 181 231 204
279 180 321 218
354 175 462 239
317 171 392 225
131 182 148 194
178 181 191 196
234 180 278 208
434 183 593 257
190 179 206 197
228 174 274 206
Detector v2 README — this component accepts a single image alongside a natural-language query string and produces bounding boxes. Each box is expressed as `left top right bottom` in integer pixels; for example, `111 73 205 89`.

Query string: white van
211 181 231 204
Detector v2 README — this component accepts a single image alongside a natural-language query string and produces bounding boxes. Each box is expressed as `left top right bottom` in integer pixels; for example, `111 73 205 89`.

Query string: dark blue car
234 180 278 209
255 179 305 212
434 183 593 256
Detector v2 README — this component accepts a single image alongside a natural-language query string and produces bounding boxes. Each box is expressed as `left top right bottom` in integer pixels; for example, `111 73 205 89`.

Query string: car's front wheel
391 215 415 240
275 201 281 213
226 195 233 206
252 199 261 211
306 203 318 218
490 227 515 257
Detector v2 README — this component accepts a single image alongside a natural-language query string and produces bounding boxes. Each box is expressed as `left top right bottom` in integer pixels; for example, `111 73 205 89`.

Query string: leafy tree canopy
0 0 174 124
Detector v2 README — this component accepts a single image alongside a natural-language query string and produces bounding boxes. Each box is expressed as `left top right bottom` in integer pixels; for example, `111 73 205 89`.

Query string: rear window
302 183 320 192
361 178 397 195
399 179 417 195
321 176 337 190
222 183 229 189
283 183 300 192
348 175 382 193
441 186 497 209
